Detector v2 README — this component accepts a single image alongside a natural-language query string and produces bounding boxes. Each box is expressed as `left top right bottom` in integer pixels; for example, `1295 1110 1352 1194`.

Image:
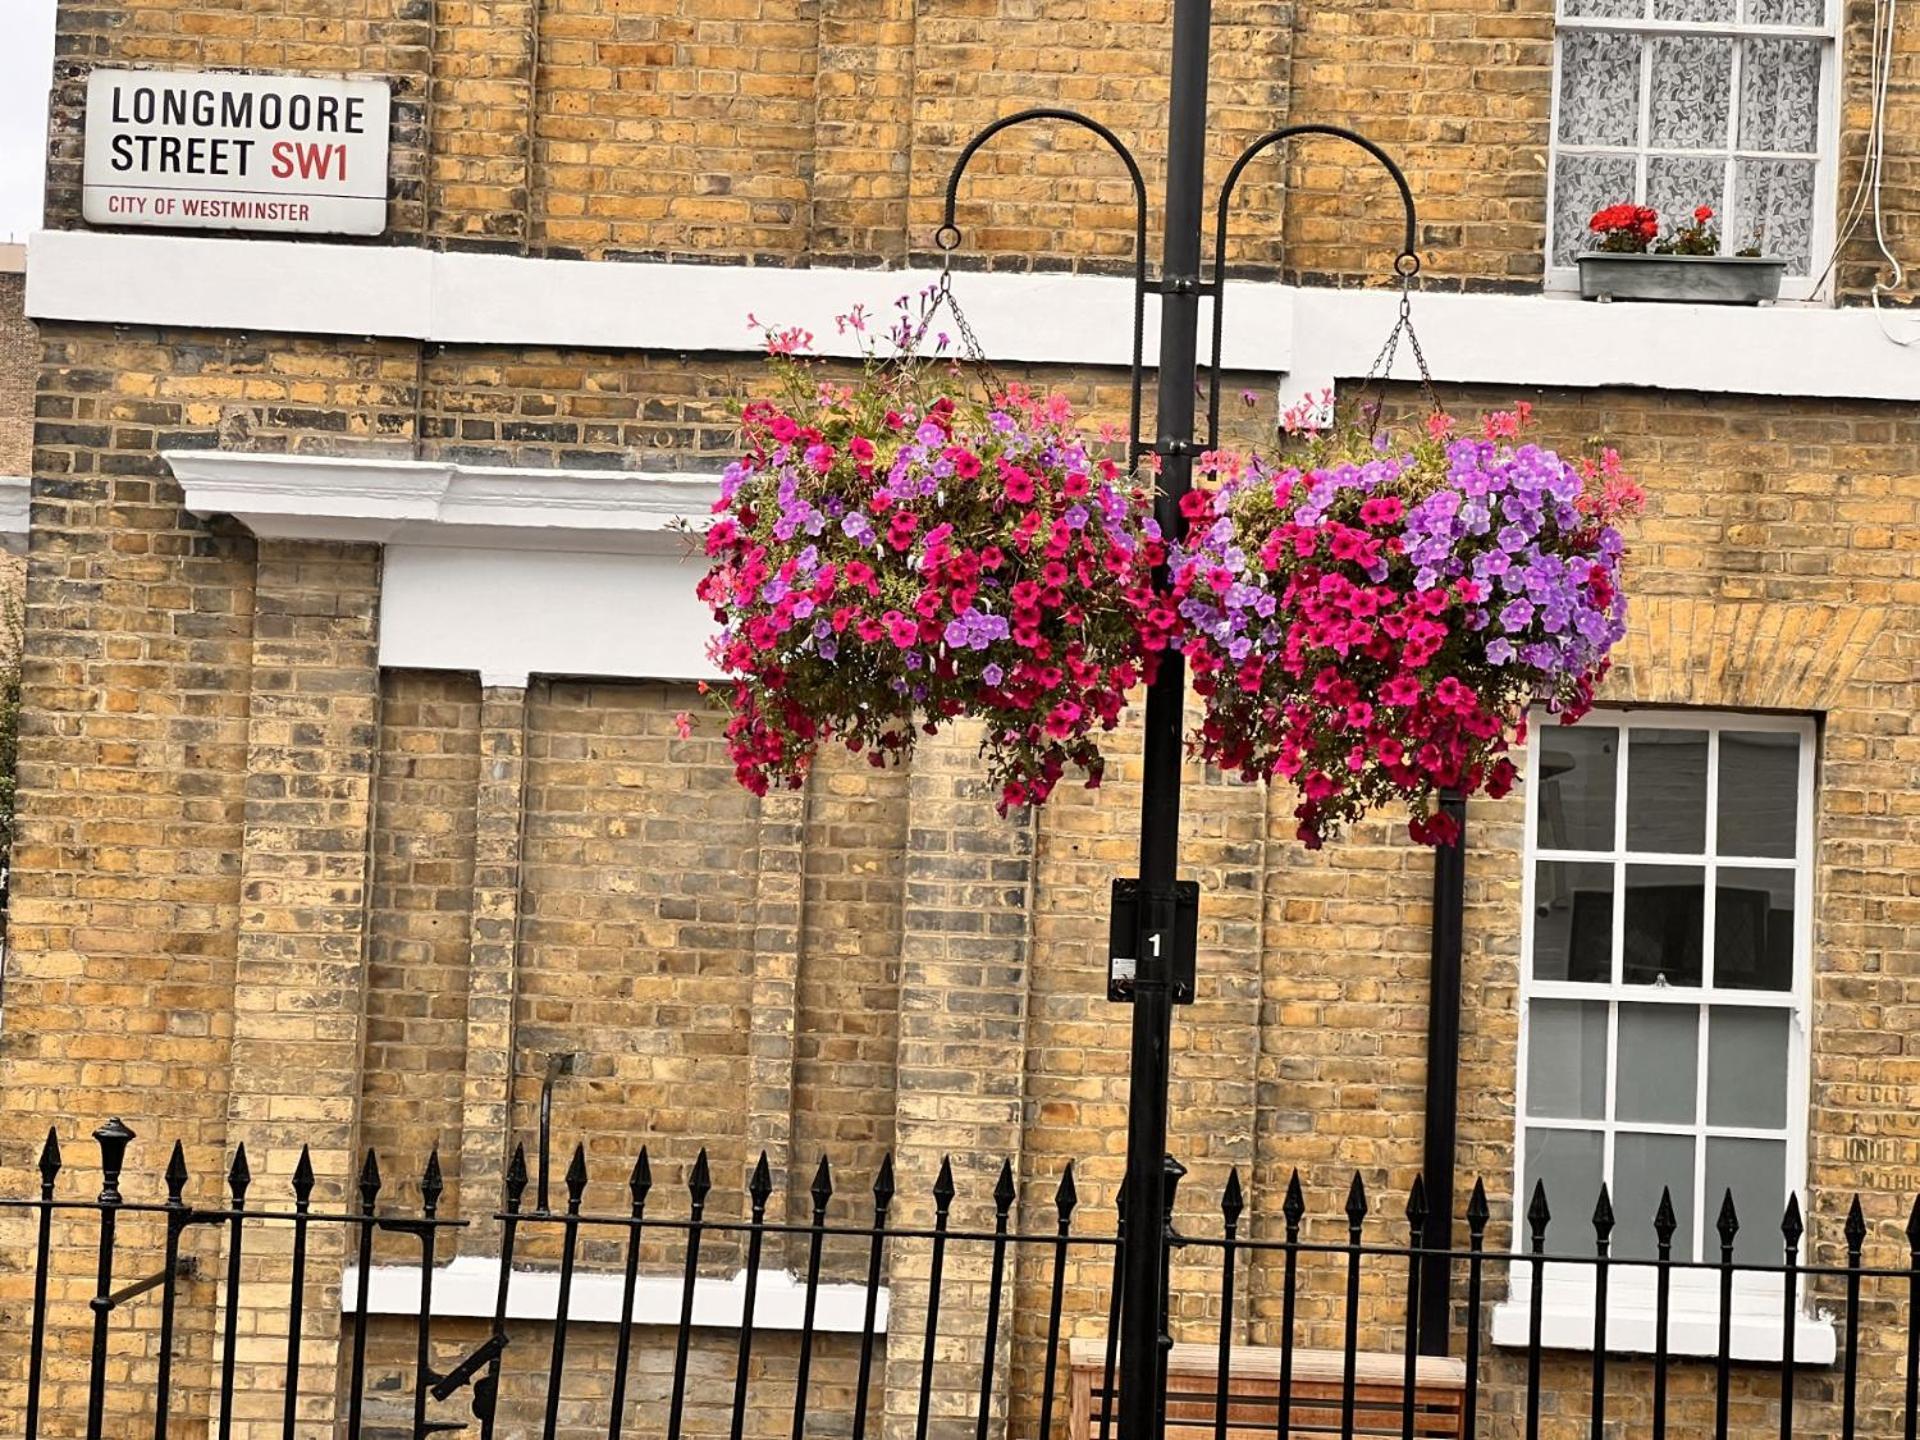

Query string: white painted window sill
342 1255 888 1334
1491 1297 1836 1366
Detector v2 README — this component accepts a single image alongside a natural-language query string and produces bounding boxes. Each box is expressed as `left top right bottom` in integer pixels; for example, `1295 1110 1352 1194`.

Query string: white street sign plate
83 69 391 236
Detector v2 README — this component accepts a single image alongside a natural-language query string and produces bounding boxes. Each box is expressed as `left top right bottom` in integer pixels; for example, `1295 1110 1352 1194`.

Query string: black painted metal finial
809 1153 832 1211
94 1118 134 1204
357 1147 382 1212
1782 1192 1805 1251
1526 1180 1551 1251
1284 1169 1306 1229
1222 1168 1244 1229
1591 1182 1615 1247
422 1149 446 1217
1405 1173 1428 1231
688 1148 712 1207
164 1140 190 1206
1846 1195 1867 1252
994 1158 1016 1216
933 1156 956 1211
1654 1187 1678 1253
1716 1189 1740 1251
227 1143 253 1206
1345 1172 1369 1229
1907 1192 1920 1253
874 1153 896 1210
292 1144 315 1211
1056 1161 1079 1223
563 1143 588 1214
1467 1176 1490 1234
505 1142 529 1212
629 1146 652 1210
750 1152 774 1211
38 1127 62 1193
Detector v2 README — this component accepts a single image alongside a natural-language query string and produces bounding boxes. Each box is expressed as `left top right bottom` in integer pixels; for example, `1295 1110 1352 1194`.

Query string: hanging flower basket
1169 404 1642 848
694 300 1165 812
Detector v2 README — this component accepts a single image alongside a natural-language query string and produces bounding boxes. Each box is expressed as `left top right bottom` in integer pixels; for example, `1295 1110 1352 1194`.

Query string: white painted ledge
30 227 1920 401
343 1255 887 1334
1491 1296 1836 1366
167 450 718 556
0 476 28 555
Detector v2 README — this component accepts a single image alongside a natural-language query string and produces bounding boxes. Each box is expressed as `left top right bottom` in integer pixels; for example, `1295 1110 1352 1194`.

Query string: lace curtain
1553 0 1824 272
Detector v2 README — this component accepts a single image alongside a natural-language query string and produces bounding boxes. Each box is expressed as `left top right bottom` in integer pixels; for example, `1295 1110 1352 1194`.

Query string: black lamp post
937 2 1425 1436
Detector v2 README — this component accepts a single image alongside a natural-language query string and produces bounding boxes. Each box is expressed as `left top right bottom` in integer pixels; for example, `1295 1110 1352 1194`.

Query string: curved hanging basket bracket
1207 124 1423 446
936 109 1153 465
936 114 1425 461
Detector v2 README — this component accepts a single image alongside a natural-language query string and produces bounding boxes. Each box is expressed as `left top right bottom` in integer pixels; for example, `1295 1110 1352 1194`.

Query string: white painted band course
31 228 1920 401
344 1257 886 1333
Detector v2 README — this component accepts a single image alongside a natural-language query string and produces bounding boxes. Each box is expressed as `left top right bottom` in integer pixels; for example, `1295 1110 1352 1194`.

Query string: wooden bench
1068 1338 1469 1440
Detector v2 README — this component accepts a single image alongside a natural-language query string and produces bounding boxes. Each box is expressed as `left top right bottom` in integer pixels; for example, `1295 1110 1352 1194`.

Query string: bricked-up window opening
1509 710 1816 1345
1547 0 1839 300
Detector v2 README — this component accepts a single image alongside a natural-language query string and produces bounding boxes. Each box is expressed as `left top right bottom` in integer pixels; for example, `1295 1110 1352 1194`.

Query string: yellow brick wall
40 0 1920 298
0 273 34 475
362 669 484 1203
2 322 1917 1436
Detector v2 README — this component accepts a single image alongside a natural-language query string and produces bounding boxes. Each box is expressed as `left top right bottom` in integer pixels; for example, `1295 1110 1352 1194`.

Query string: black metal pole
1418 789 1467 1355
1118 1 1212 1438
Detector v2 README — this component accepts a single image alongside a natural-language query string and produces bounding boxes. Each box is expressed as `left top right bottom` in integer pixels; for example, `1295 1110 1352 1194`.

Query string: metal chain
931 267 1007 402
1348 272 1440 431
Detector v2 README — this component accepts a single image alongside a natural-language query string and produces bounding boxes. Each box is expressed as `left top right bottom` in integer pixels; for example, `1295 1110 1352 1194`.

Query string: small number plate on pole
1107 877 1199 1005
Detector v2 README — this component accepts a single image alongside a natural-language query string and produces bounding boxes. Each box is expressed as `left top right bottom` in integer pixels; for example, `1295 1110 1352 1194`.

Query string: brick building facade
2 0 1918 1436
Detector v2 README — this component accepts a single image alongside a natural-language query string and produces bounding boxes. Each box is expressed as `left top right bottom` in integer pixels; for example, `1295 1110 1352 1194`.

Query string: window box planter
1577 252 1786 305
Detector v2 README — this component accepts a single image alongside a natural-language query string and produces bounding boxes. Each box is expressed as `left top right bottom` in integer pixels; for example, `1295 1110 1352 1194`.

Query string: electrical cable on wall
1810 0 1917 342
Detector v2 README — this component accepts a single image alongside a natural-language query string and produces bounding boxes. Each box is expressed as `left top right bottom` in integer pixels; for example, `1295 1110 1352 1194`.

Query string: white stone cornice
165 450 721 556
0 476 29 555
162 449 724 682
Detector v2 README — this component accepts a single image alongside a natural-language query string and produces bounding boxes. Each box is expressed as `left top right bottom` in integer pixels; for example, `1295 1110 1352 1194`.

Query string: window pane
1740 39 1822 152
1617 1002 1699 1123
1655 0 1734 16
1614 1132 1698 1261
1705 1137 1788 1266
1648 157 1727 244
1717 731 1800 859
1745 0 1823 23
1560 30 1645 147
1554 153 1640 266
1708 1006 1791 1128
1524 1127 1605 1250
1527 999 1610 1119
1534 861 1615 983
1625 864 1705 986
1626 729 1708 852
1536 725 1619 850
1716 867 1795 991
1650 36 1733 150
1734 158 1816 272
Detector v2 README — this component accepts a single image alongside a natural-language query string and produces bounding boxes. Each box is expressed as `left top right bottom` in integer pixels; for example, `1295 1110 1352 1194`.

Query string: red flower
1694 205 1714 223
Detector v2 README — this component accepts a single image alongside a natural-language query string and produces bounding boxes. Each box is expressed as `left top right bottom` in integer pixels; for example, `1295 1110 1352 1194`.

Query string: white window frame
1494 708 1834 1363
1544 0 1843 304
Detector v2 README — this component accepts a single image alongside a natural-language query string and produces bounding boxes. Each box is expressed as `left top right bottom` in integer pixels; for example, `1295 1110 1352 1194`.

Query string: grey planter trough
1577 252 1787 305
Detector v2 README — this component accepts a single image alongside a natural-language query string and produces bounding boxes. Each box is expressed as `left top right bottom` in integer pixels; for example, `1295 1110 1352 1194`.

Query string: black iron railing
6 1121 1920 1440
